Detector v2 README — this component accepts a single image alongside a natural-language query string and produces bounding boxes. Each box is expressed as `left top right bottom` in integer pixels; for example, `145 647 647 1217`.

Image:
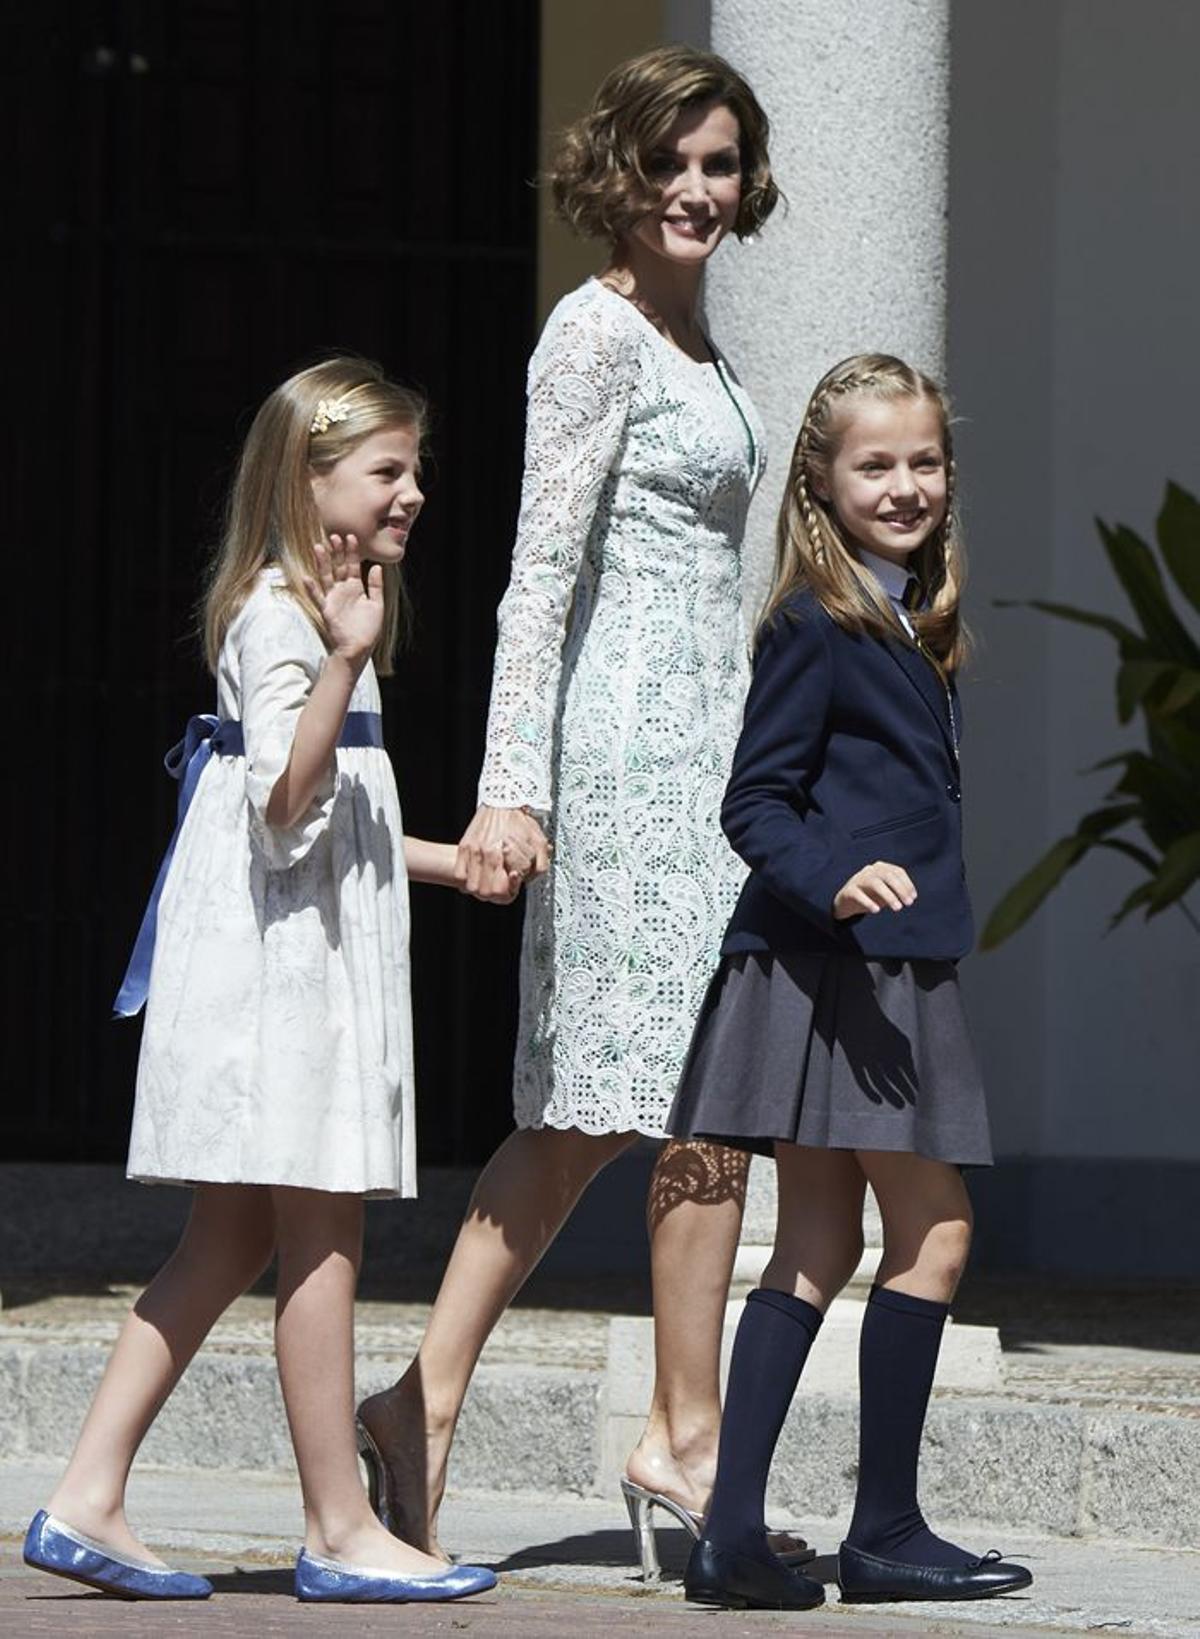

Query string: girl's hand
460 841 528 906
456 806 551 903
833 861 917 920
303 533 383 667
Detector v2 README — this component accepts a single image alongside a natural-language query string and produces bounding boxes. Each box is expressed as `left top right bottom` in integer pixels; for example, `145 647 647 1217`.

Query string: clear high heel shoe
356 1419 400 1538
357 1417 452 1564
620 1477 815 1583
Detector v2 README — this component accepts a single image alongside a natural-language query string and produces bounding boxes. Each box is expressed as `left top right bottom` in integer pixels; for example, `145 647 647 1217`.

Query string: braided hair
762 353 968 671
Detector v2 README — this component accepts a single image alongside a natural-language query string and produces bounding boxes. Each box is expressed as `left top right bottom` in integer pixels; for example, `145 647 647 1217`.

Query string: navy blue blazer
721 587 974 960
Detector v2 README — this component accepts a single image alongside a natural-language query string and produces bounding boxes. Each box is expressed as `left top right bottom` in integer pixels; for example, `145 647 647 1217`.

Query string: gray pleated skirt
667 951 993 1166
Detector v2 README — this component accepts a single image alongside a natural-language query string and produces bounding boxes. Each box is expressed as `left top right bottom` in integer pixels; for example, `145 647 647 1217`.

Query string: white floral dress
479 279 765 1136
127 570 416 1198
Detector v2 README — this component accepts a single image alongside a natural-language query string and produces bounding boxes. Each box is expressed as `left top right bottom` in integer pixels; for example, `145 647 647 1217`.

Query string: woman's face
626 99 742 269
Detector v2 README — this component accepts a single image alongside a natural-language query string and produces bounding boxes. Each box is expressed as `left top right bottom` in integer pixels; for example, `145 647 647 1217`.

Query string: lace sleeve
477 289 639 811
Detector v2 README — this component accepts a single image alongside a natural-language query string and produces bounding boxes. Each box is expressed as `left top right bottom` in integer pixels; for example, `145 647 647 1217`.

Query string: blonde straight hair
763 353 968 673
202 357 427 677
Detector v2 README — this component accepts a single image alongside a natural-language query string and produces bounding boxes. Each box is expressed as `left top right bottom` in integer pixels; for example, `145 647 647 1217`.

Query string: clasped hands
455 805 552 905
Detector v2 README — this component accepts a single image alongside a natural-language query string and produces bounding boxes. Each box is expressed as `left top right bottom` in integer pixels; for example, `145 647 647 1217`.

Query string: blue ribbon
113 711 383 1018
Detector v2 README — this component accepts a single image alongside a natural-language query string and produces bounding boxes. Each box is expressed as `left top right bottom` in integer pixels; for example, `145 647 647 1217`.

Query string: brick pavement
0 1547 1033 1639
5 1468 1199 1638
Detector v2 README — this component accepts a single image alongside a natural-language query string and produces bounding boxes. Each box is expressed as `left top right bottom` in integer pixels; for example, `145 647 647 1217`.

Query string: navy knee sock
846 1284 974 1568
703 1287 823 1559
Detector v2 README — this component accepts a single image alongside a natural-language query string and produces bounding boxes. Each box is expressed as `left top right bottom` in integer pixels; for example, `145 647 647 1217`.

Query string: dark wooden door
4 0 539 1164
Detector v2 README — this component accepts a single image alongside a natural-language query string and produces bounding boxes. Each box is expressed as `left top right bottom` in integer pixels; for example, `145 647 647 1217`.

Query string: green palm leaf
1145 830 1200 915
1156 483 1200 616
986 482 1199 946
1099 520 1200 663
979 805 1142 950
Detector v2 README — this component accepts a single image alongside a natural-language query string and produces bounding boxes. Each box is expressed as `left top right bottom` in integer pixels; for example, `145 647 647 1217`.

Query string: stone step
4 1307 1196 1551
739 1156 884 1251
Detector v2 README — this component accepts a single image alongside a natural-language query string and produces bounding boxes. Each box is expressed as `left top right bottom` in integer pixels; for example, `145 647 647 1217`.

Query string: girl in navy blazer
669 355 1031 1612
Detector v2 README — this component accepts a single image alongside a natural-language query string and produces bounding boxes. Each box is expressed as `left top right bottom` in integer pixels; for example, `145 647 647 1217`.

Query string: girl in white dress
24 359 498 1607
357 48 806 1578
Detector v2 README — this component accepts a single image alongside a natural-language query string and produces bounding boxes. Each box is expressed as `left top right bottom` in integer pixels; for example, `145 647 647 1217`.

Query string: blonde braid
795 419 826 565
924 442 957 605
794 369 880 570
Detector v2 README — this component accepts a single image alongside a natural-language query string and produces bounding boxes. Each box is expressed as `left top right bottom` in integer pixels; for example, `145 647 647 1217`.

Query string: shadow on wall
968 1158 1200 1285
0 1150 659 1310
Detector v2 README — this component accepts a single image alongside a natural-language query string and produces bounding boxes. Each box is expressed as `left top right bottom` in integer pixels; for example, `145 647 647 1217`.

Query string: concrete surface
4 1283 1195 1548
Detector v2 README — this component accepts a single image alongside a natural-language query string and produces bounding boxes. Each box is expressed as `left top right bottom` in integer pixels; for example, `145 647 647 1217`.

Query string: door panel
4 1 539 1163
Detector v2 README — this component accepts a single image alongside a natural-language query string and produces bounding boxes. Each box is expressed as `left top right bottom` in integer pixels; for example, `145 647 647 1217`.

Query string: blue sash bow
113 711 383 1018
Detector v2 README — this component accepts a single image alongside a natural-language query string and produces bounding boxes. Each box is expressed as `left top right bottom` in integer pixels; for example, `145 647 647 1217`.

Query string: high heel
619 1477 815 1583
356 1419 399 1537
621 1478 667 1581
357 1416 450 1563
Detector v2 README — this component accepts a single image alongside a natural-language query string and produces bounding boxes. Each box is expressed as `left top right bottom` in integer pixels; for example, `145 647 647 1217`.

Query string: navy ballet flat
294 1547 496 1603
684 1536 825 1611
837 1540 1033 1602
23 1510 213 1600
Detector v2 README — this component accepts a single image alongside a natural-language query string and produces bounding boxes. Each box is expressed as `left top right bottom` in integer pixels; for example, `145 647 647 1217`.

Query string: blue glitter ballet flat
23 1510 213 1600
294 1546 497 1603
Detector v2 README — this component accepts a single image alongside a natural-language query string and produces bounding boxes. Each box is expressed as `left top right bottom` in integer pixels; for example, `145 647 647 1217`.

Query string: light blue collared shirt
857 547 917 637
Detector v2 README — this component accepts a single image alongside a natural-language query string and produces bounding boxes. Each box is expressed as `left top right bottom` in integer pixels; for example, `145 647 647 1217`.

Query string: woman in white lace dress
359 48 788 1567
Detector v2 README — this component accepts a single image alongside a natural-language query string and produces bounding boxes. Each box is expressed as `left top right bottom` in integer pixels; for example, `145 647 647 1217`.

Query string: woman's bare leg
693 1144 868 1564
271 1186 446 1573
626 1141 867 1513
45 1184 276 1563
624 1141 748 1511
358 1126 635 1553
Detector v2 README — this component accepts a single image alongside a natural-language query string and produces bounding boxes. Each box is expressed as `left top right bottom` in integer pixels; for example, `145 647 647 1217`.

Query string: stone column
705 0 951 613
695 1 997 1385
707 0 951 1253
600 10 999 1470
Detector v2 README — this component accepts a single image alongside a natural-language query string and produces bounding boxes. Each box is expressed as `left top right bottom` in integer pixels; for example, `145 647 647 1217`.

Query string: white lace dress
479 278 765 1136
127 571 417 1198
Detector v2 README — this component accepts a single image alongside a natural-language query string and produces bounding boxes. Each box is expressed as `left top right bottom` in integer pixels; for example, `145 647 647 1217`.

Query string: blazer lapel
884 638 958 762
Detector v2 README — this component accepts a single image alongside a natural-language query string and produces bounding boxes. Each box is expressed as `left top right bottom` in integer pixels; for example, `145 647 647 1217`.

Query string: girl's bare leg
357 1126 635 1554
270 1186 446 1573
45 1183 276 1563
856 1149 973 1302
624 1140 749 1512
763 1142 868 1309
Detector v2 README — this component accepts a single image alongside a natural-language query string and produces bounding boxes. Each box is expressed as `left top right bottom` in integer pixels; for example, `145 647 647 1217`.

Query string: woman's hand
456 805 551 903
303 533 383 669
833 861 917 920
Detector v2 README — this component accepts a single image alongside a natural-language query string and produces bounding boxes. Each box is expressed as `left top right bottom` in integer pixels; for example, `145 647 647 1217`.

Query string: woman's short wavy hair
550 46 778 243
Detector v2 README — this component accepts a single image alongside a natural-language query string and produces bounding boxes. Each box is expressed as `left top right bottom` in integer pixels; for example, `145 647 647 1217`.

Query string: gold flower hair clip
310 397 351 436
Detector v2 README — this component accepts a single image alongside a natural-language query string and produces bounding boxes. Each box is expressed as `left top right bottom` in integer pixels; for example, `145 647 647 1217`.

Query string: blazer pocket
851 805 938 841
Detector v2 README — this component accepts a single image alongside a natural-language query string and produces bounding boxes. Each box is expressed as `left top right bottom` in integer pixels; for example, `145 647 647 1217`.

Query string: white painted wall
950 0 1200 1164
